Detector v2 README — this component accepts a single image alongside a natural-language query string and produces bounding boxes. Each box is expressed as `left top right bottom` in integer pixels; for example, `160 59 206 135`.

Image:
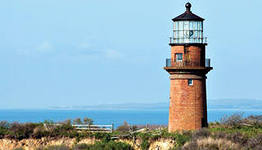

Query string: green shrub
93 132 111 140
73 118 82 125
83 117 93 126
41 145 70 150
140 139 150 150
0 128 7 138
1 114 262 145
73 141 133 150
7 122 39 140
73 143 90 150
0 121 8 139
103 141 133 150
159 128 171 138
173 133 191 147
138 133 151 150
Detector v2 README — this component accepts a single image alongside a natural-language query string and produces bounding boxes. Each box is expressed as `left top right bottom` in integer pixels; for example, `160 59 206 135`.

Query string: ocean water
0 109 262 128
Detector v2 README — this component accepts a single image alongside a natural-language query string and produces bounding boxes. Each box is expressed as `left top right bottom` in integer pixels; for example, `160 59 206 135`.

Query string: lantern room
171 3 206 44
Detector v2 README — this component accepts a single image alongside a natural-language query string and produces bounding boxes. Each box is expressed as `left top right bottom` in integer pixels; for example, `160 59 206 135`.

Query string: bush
94 133 114 143
192 128 210 140
182 137 241 150
220 113 243 128
213 131 227 139
173 133 191 148
61 119 72 125
39 145 70 150
0 121 9 128
116 121 130 132
225 132 248 146
73 144 90 150
0 121 9 139
178 141 197 150
7 122 39 140
138 133 151 150
73 141 133 150
32 125 49 139
0 119 94 140
247 134 262 149
1 113 262 145
243 115 262 128
83 118 93 126
73 118 82 125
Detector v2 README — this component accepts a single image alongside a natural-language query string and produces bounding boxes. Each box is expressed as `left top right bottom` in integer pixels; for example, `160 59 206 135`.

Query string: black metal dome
172 2 204 22
185 2 191 11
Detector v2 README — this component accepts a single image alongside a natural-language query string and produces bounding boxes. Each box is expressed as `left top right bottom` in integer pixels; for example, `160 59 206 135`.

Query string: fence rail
72 124 114 133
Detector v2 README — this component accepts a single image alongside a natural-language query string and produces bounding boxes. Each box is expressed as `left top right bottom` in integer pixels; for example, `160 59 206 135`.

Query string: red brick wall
171 46 184 66
168 76 207 131
171 45 205 66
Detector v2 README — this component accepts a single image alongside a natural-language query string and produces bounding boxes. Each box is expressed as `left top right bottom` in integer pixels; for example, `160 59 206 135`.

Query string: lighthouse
164 3 212 132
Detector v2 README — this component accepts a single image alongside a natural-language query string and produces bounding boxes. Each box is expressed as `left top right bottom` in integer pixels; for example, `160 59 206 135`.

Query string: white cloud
16 41 54 56
77 41 90 49
16 48 32 56
36 41 54 53
16 40 125 62
104 49 124 60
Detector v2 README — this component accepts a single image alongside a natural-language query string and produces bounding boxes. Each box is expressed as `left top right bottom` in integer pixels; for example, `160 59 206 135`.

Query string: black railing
166 59 172 67
205 59 211 67
166 58 211 67
169 37 208 44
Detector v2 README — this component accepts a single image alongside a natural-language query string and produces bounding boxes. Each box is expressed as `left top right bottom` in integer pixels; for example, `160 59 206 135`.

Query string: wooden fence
72 124 114 133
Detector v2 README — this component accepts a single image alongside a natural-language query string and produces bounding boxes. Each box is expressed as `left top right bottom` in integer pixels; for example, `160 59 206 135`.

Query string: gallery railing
166 58 211 68
169 37 208 44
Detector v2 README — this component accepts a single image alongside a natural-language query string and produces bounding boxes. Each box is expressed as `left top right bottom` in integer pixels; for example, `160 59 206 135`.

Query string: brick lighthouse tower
164 3 212 132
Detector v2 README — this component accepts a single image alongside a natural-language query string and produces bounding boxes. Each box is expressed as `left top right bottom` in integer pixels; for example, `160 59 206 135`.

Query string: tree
64 119 71 125
73 118 82 125
116 121 130 132
87 118 94 126
83 117 94 127
0 121 9 129
83 117 88 124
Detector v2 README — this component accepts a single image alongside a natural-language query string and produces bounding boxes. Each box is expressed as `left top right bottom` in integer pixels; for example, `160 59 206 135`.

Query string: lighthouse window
176 53 183 62
188 79 193 86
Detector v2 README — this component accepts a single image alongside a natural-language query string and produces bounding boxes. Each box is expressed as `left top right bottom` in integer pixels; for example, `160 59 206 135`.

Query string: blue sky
0 0 261 109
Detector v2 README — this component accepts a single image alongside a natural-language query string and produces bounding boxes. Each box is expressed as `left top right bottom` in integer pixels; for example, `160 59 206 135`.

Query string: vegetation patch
1 114 262 150
35 141 133 150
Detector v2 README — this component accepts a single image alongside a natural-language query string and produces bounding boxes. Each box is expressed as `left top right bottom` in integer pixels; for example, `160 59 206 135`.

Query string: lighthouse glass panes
174 21 203 43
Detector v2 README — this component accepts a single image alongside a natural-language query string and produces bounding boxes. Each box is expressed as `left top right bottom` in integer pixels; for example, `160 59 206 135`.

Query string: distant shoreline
1 99 262 111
